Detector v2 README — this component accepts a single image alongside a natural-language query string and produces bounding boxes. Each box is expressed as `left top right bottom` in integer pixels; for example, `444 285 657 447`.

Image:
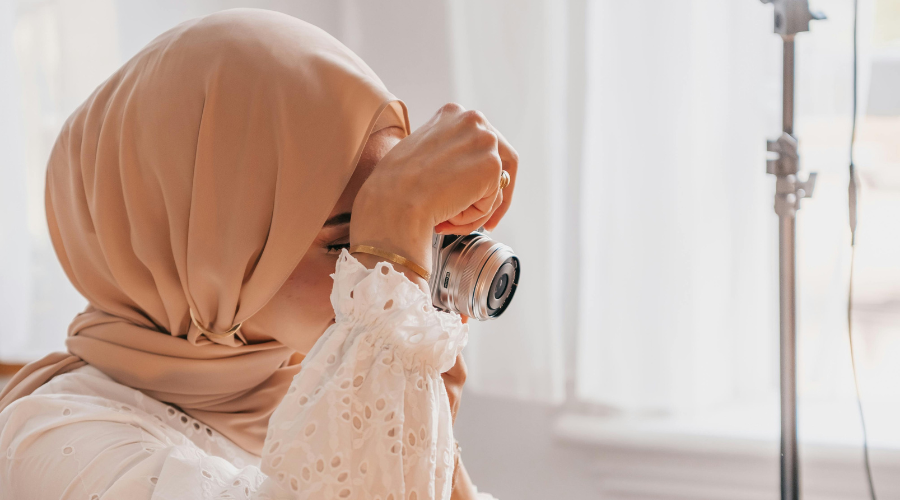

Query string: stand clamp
761 0 825 36
768 133 817 218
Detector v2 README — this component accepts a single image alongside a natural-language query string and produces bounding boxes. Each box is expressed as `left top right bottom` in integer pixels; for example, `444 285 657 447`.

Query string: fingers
460 189 503 233
482 190 510 232
488 123 519 185
482 123 518 232
427 103 517 234
446 193 494 225
436 187 503 235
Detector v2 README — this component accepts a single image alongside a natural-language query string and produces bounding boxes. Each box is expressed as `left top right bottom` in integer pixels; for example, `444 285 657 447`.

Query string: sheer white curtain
576 0 780 415
447 0 785 412
0 0 31 362
446 0 570 402
575 0 900 426
0 0 120 361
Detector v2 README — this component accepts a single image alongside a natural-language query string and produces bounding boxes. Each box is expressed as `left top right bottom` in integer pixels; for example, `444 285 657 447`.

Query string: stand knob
767 132 799 176
797 172 817 199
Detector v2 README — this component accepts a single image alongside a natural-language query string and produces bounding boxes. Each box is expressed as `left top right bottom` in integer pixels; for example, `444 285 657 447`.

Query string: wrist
350 188 433 273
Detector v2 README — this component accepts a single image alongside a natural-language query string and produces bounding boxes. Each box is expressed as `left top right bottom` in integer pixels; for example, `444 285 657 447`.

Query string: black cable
849 248 876 499
847 0 875 497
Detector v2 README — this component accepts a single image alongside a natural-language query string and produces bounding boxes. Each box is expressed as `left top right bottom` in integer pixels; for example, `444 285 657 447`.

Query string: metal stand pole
759 2 825 499
777 36 802 500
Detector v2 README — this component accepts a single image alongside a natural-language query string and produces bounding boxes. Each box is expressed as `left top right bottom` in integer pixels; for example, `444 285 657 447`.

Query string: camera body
429 229 520 321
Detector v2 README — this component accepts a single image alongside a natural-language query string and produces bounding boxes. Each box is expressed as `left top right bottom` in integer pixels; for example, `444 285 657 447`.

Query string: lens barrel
430 232 520 320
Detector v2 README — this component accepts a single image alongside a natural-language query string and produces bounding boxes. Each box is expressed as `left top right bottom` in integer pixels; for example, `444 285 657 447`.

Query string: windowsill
553 396 900 499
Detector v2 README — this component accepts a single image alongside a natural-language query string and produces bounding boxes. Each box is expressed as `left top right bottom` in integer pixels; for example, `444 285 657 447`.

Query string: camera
429 229 520 320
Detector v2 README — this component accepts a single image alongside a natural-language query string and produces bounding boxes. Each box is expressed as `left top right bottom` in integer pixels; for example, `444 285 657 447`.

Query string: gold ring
499 170 510 190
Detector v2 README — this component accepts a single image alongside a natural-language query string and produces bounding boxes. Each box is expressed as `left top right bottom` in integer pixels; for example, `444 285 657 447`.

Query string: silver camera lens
429 231 520 321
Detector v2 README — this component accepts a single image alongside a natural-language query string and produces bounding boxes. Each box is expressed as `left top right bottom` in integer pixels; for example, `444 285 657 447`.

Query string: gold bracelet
348 244 431 282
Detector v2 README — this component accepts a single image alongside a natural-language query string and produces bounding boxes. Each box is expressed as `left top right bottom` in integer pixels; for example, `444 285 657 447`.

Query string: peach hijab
0 9 408 455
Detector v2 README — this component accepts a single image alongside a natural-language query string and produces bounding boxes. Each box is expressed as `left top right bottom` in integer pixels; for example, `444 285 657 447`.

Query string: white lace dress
0 250 496 500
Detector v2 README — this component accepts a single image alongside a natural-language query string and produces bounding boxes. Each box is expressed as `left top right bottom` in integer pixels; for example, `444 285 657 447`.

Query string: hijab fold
0 9 409 456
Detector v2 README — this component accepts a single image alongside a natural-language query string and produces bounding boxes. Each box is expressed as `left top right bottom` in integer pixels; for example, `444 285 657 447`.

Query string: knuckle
441 102 465 114
474 129 499 150
484 151 502 175
461 109 487 126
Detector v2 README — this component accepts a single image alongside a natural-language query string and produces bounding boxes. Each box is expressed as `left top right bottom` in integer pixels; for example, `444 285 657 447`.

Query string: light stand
759 1 825 499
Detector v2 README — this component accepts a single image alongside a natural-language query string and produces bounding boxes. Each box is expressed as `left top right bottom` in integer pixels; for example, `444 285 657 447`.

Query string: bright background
2 0 900 498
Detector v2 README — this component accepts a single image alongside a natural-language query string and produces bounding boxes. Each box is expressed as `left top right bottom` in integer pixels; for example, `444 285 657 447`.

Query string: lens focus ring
432 232 519 321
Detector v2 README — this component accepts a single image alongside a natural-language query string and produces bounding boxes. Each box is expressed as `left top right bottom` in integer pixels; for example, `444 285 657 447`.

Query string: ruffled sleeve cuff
327 248 468 373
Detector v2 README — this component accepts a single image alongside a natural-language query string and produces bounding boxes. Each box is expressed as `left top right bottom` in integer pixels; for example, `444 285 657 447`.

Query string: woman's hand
350 103 519 275
432 111 518 236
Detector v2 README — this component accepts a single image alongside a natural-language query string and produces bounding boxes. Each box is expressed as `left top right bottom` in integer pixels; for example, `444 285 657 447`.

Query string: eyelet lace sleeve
257 249 475 500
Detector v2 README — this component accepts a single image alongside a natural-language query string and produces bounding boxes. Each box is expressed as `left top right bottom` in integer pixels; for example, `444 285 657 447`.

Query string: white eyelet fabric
0 250 497 500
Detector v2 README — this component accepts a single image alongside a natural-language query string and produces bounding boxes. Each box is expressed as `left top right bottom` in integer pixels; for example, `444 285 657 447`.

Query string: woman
0 9 517 500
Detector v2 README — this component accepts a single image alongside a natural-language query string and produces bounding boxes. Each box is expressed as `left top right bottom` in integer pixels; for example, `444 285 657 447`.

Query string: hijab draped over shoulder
0 8 409 456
